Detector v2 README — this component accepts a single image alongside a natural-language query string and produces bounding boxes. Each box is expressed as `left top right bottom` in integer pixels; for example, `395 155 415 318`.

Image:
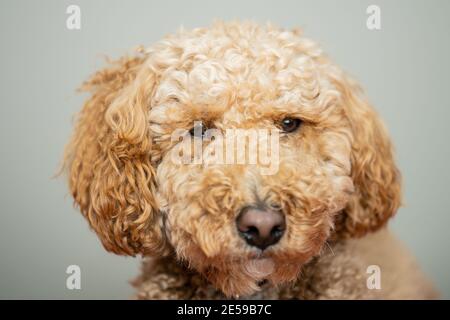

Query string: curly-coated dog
63 21 436 299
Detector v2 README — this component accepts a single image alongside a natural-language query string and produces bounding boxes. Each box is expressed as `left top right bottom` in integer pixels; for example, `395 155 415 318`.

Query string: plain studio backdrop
0 0 449 299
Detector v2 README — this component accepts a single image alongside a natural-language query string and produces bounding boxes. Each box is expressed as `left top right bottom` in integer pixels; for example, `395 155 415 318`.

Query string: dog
63 21 436 299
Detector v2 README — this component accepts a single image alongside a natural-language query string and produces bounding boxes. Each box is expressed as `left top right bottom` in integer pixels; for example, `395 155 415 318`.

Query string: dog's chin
176 236 323 297
199 255 305 298
243 258 276 280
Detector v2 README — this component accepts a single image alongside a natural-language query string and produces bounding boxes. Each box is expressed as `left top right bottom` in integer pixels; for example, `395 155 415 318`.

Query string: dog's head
64 22 401 297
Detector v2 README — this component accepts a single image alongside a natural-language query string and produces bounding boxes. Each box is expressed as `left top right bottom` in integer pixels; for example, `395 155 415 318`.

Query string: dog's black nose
236 207 286 250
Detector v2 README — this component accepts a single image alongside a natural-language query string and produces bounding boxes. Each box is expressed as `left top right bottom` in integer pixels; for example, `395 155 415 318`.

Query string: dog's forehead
149 23 335 125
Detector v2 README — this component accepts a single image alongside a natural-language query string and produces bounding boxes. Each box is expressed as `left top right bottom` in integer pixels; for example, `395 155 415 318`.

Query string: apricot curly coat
63 21 436 299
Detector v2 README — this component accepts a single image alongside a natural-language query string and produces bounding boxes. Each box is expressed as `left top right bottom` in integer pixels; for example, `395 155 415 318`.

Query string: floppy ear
333 75 402 238
63 54 166 256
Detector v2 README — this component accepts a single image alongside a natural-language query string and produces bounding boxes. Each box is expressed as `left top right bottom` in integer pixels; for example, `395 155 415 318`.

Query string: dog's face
64 22 401 297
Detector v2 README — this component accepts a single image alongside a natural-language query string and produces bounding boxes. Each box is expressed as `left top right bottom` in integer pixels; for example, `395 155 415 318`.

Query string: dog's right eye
279 117 302 133
189 123 207 138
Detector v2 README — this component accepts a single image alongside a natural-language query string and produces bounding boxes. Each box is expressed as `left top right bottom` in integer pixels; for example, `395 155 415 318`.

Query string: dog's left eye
279 118 302 133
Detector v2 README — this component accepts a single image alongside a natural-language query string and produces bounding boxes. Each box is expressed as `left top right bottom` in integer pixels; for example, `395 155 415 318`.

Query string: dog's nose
236 207 286 250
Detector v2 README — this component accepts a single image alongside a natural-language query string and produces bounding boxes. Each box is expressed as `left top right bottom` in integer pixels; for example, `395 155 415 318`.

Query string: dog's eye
189 122 207 138
279 118 302 133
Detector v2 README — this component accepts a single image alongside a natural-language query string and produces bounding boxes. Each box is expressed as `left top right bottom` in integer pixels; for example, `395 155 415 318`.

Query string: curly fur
132 229 436 299
63 21 432 299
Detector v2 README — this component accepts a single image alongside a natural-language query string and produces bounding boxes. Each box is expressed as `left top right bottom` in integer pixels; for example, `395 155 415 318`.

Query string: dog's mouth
243 257 275 279
190 246 308 297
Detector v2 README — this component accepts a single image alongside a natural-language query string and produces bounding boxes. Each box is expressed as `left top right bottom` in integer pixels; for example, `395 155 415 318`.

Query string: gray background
0 0 449 299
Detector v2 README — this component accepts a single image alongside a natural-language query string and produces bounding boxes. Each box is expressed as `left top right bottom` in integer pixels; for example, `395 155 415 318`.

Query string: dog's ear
63 54 166 256
333 74 402 238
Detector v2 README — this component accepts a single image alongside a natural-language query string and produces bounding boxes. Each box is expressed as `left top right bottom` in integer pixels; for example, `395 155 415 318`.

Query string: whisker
325 241 335 256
